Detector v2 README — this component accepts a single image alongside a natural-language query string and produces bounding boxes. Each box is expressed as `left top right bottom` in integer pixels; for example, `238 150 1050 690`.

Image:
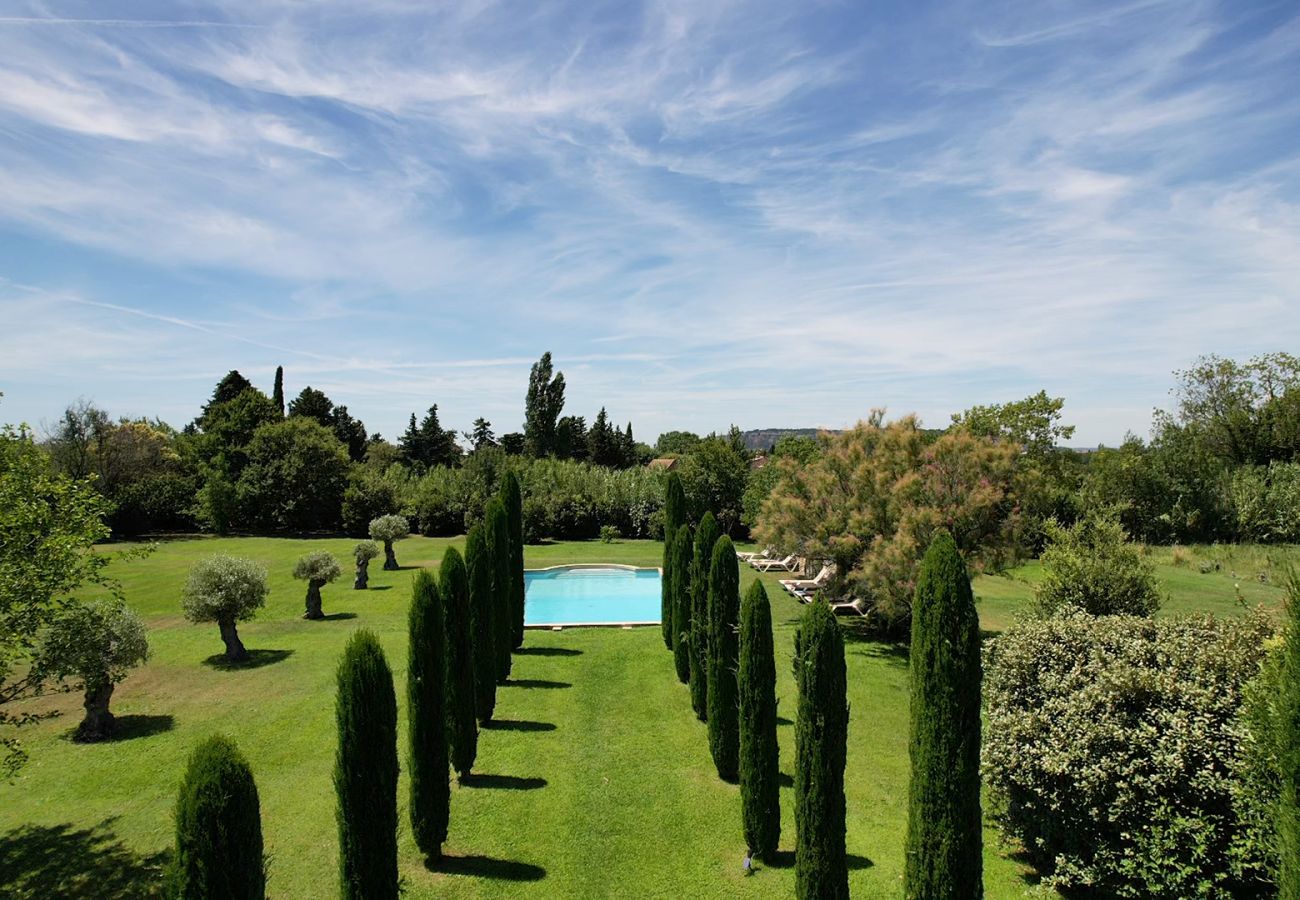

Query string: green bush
501 471 526 650
465 524 497 724
334 630 398 899
983 610 1273 897
407 570 449 862
1034 514 1161 616
671 525 694 684
439 547 477 777
172 735 265 899
486 498 513 683
600 524 619 543
1230 463 1300 543
690 513 721 721
707 535 741 781
905 531 982 897
341 469 402 537
234 417 350 532
739 580 780 861
794 600 849 899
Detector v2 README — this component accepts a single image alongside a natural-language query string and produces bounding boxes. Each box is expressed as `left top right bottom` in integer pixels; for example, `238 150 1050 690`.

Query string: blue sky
0 0 1297 446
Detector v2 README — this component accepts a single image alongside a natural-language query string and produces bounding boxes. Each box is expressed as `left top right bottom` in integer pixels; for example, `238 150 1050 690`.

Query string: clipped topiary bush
181 555 268 663
671 525 694 684
368 514 409 571
690 512 721 720
739 580 780 861
465 524 497 724
334 629 398 899
708 535 740 781
407 570 449 862
984 610 1273 897
905 530 982 898
172 735 265 899
439 547 477 777
794 600 848 900
293 551 342 620
352 541 379 590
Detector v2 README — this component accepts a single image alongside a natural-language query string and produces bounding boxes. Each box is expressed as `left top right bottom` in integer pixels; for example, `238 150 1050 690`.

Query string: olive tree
353 541 380 590
369 515 409 571
295 551 343 620
181 555 268 662
35 598 149 742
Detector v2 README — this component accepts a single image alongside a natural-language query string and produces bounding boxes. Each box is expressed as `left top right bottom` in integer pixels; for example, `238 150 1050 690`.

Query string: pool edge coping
523 563 663 629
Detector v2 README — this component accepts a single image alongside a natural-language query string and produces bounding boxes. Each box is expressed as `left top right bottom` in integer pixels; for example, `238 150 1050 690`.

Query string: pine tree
501 472 526 650
708 535 741 781
671 525 694 683
439 547 477 778
794 600 848 900
662 473 687 650
334 629 398 900
172 735 265 899
1282 569 1300 899
271 366 284 416
904 530 983 898
465 524 497 723
690 512 721 720
486 498 514 682
407 570 449 862
740 580 781 861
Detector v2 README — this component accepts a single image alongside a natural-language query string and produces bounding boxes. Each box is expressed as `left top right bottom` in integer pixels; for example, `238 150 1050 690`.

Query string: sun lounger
780 564 833 595
751 553 798 572
736 547 771 562
830 597 868 617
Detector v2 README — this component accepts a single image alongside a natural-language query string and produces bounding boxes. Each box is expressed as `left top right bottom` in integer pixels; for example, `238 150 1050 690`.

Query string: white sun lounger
752 553 798 572
780 564 834 595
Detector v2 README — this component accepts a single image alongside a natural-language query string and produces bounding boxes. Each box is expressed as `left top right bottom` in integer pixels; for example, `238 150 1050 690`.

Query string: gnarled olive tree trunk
304 579 325 619
219 617 248 662
383 540 399 571
355 559 370 590
76 681 116 742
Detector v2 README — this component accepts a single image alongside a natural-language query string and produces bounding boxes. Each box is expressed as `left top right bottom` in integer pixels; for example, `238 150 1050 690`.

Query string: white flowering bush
983 610 1274 897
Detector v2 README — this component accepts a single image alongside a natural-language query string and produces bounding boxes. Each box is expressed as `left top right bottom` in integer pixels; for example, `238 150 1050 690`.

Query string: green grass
2 536 1293 897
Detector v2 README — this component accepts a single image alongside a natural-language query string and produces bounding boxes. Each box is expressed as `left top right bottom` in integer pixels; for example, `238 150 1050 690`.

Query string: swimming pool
524 565 661 626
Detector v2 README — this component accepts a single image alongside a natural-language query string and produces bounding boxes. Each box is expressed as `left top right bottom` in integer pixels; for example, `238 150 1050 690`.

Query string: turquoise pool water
524 566 661 626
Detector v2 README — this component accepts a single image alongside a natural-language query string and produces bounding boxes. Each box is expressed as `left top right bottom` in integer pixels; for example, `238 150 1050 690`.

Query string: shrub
172 735 265 899
352 541 379 590
465 524 497 724
690 513 721 721
334 630 398 899
1034 514 1161 617
341 469 401 537
368 515 409 570
439 547 477 777
181 555 268 662
407 570 449 862
1230 462 1300 543
1279 569 1300 894
707 536 741 781
794 600 849 899
904 531 982 897
293 551 342 620
234 417 350 532
671 526 694 684
35 598 149 742
486 499 514 683
983 610 1273 897
501 472 526 650
600 524 619 543
739 580 780 861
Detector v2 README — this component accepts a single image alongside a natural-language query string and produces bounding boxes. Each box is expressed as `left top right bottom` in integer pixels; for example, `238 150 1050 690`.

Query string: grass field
1 536 1293 898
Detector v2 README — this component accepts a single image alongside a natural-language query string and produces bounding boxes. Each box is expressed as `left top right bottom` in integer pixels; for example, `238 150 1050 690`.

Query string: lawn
1 536 1292 898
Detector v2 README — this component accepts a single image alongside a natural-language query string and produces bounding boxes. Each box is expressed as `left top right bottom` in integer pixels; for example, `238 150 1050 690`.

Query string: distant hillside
739 428 836 451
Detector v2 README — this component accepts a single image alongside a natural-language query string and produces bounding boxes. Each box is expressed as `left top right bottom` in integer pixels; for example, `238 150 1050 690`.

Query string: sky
0 0 1297 447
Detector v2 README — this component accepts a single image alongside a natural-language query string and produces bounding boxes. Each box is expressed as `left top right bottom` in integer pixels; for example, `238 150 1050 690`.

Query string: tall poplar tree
671 525 694 684
740 580 780 861
465 525 497 724
708 536 741 781
486 498 514 683
407 570 449 861
524 352 565 457
500 472 526 649
662 472 687 649
689 512 721 720
271 366 284 416
439 548 477 778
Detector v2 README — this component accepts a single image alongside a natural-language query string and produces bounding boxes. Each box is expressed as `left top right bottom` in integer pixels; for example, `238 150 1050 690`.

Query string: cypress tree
172 735 265 899
708 535 741 781
689 512 721 720
334 630 398 900
794 600 848 900
465 524 497 723
904 530 983 899
740 580 781 861
1283 570 1300 898
408 570 449 862
662 473 687 649
439 547 477 778
486 498 513 683
671 525 694 684
501 471 527 649
271 365 284 416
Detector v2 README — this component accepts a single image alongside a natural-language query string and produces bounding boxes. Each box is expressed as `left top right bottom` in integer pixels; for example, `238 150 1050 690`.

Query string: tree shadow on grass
515 646 582 657
849 642 909 668
0 818 171 899
201 649 294 671
776 715 793 727
363 585 393 592
761 850 872 871
459 773 547 791
777 771 794 788
319 612 358 621
482 719 557 733
59 714 175 744
433 854 546 881
503 679 571 689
